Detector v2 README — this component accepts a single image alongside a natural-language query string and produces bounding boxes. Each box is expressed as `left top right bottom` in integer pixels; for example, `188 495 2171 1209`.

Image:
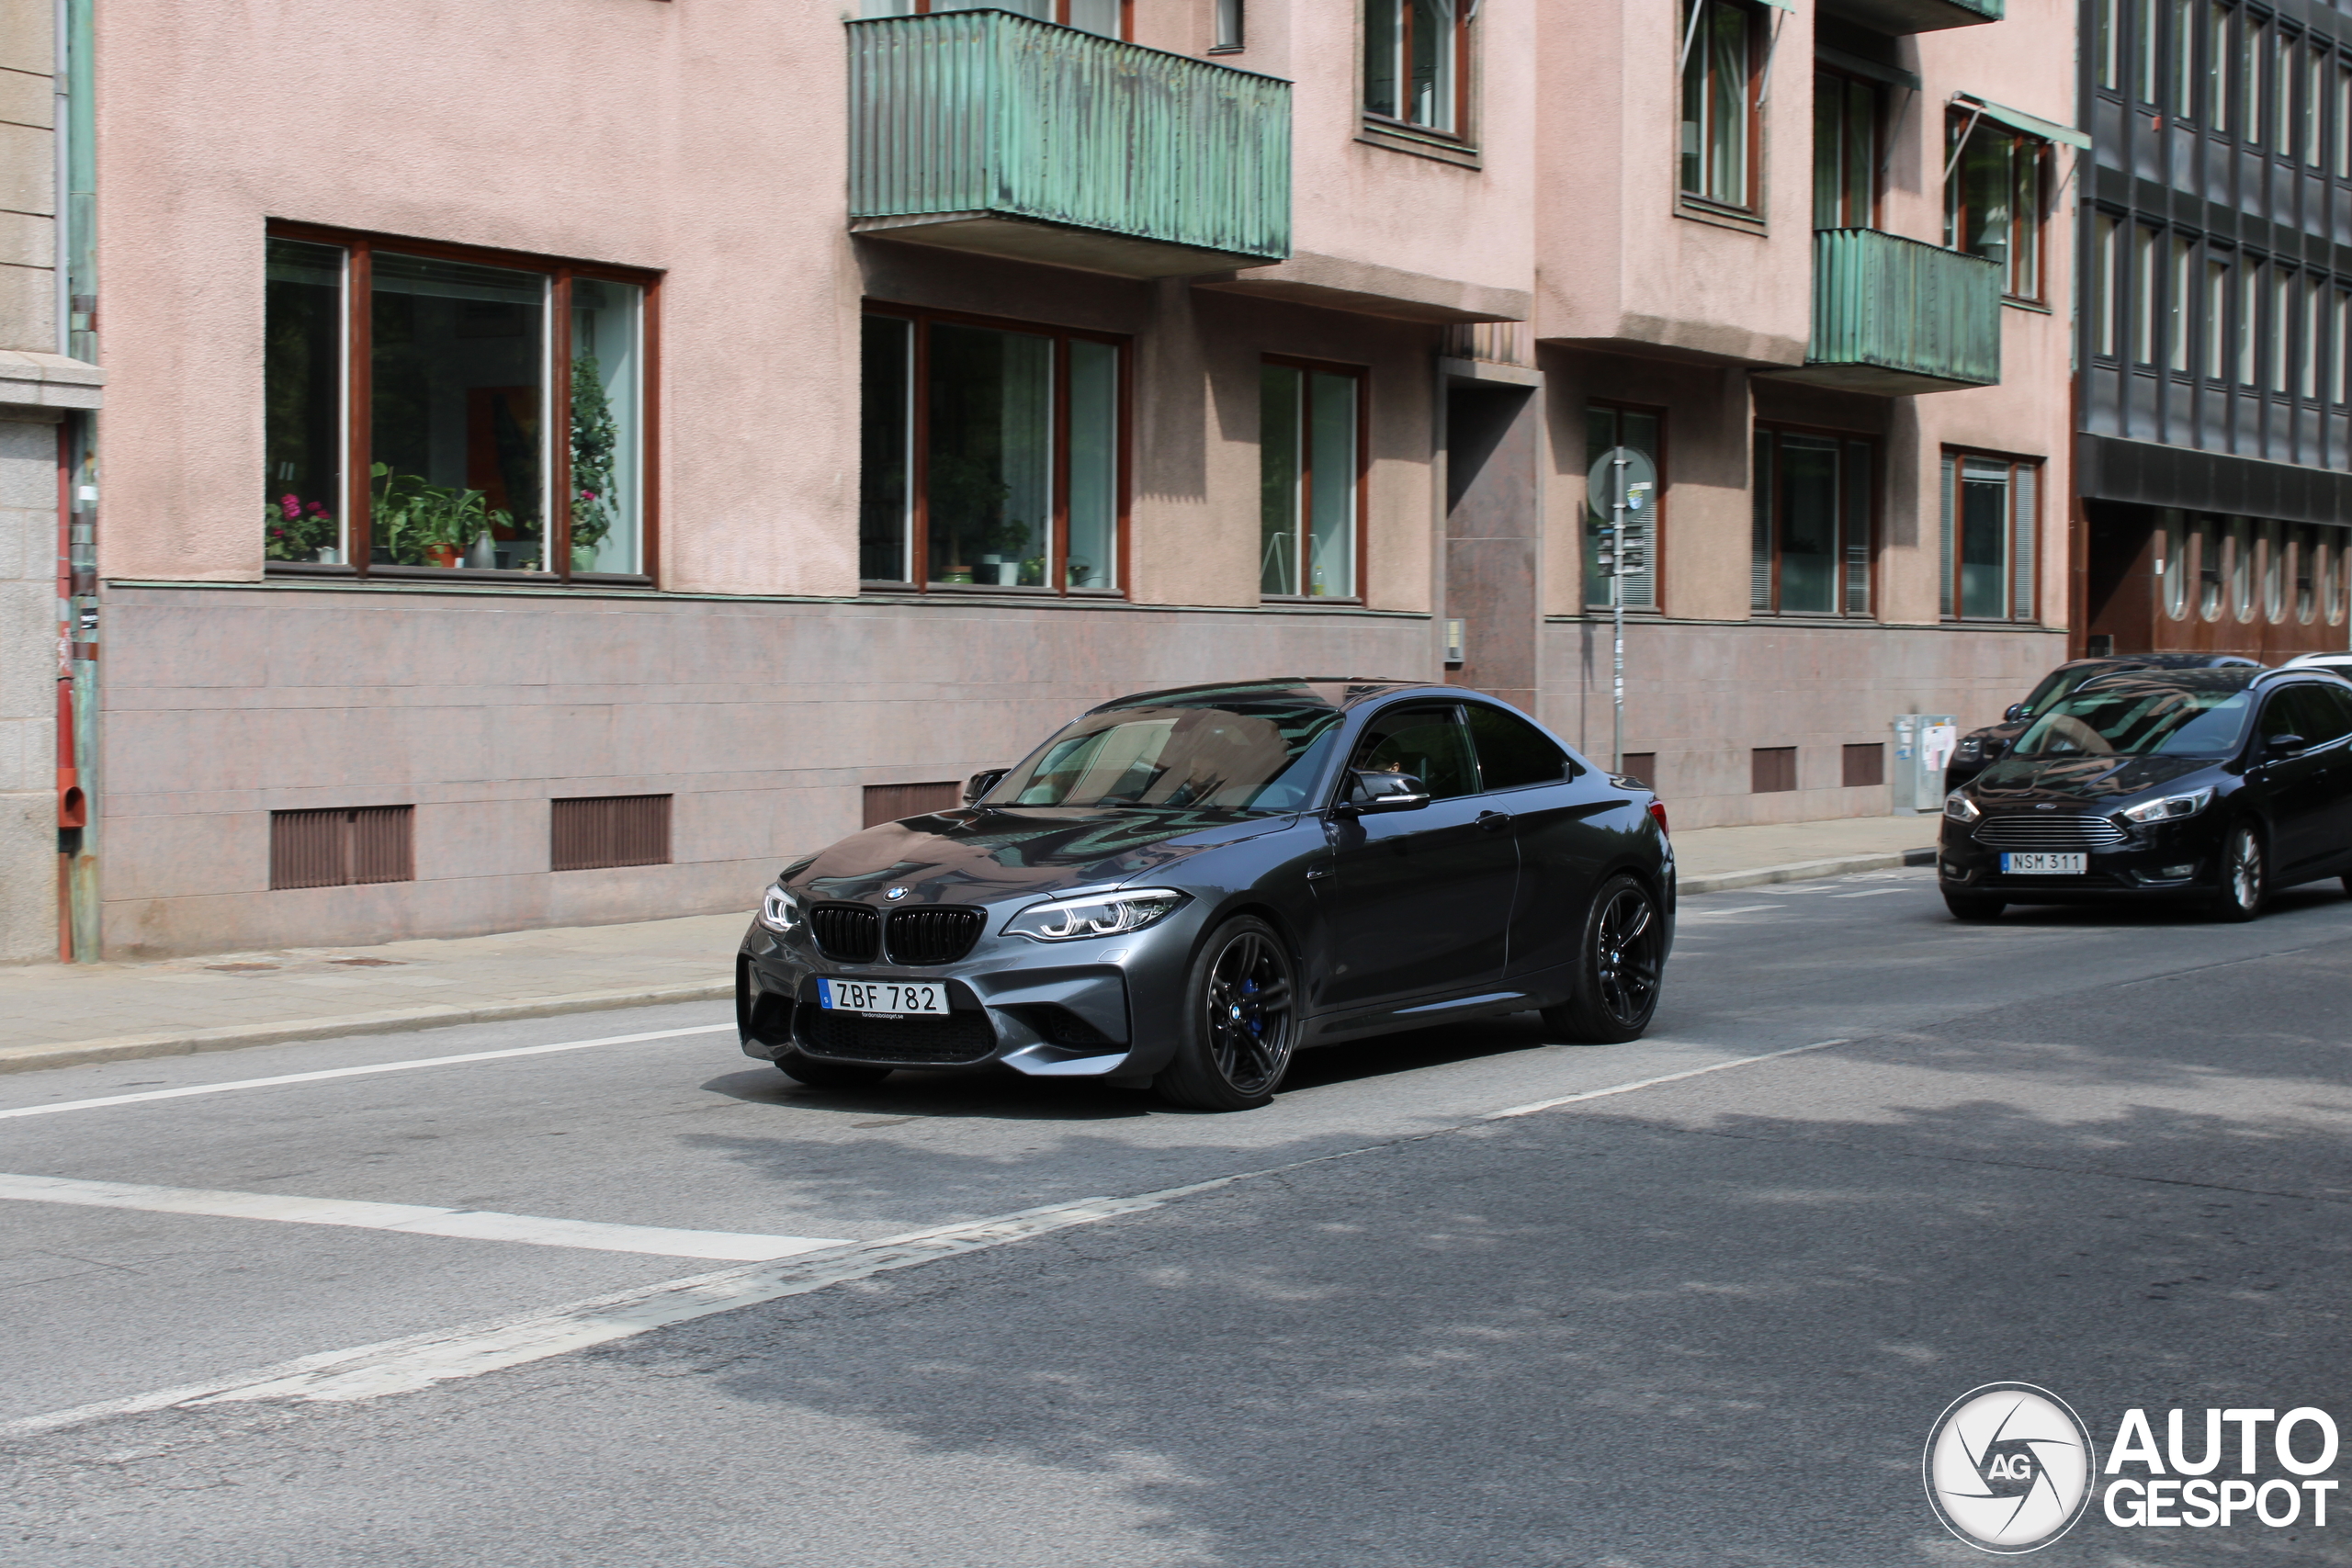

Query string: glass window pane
1705 3 1748 203
1066 0 1121 36
2338 64 2351 175
1066 339 1118 590
2240 264 2260 383
1956 130 2011 275
1813 73 1843 229
2169 235 2193 370
2337 290 2351 403
2277 33 2296 152
2211 3 2231 130
1958 459 2010 619
2138 0 2159 102
2204 257 2228 378
1778 435 1839 615
2097 0 2118 90
2095 214 2120 357
265 238 346 565
1408 0 1453 131
369 252 548 570
1465 703 1568 790
2132 226 2156 362
859 315 913 582
2307 48 2325 164
1351 705 1476 800
1364 0 1399 118
2273 268 2293 393
1584 406 1618 610
1618 410 1660 610
1306 370 1358 598
2175 0 2194 116
568 278 641 575
1845 81 1875 224
2306 277 2325 400
925 323 1052 587
1842 440 1872 617
1215 0 1243 49
1753 431 1775 613
1260 365 1301 596
2247 23 2267 145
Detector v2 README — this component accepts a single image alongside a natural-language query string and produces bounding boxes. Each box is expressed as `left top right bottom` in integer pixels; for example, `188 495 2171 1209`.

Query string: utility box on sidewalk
1891 714 1959 814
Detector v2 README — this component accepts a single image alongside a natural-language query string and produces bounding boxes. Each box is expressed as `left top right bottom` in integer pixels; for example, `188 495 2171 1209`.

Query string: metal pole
1611 453 1626 774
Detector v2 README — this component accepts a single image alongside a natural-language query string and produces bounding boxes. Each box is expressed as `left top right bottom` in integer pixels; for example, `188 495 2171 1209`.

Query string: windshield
2020 664 2122 719
2011 686 2254 759
988 701 1343 812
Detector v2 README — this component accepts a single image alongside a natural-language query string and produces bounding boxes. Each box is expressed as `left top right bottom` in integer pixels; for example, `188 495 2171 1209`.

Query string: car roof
2073 666 2321 697
2054 653 2262 673
1090 678 1434 715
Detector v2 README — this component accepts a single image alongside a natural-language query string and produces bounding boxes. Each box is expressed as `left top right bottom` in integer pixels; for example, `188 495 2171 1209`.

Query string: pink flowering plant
263 492 337 560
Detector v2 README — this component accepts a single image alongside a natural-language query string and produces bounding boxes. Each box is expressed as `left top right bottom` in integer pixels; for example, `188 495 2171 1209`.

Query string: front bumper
735 902 1203 1079
1936 815 2221 900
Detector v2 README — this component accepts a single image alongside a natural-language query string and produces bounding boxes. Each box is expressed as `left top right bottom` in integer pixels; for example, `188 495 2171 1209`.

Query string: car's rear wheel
774 1047 892 1089
2210 822 2267 922
1153 916 1296 1111
1941 890 2006 921
1540 874 1665 1044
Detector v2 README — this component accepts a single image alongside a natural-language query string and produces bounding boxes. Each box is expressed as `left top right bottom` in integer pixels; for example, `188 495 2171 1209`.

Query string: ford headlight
1943 790 1981 823
758 884 804 934
1006 888 1187 942
2120 786 2214 825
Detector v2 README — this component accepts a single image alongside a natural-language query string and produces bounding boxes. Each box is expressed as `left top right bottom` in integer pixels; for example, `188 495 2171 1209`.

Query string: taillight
1647 799 1669 836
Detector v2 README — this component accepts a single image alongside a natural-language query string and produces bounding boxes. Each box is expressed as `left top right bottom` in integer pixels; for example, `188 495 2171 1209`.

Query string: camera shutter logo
1924 1383 2098 1553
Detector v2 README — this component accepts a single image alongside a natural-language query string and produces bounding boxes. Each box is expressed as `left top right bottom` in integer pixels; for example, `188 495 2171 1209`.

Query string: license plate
2001 852 2087 874
817 978 948 1016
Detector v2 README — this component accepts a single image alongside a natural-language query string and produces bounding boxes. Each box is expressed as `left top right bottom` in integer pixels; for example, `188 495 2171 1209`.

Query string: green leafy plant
264 492 336 561
370 463 493 564
570 355 619 554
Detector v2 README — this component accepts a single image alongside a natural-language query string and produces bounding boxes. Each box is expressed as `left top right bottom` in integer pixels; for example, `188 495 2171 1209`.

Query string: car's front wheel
1540 874 1665 1044
2210 821 2267 922
774 1047 892 1089
1154 916 1297 1111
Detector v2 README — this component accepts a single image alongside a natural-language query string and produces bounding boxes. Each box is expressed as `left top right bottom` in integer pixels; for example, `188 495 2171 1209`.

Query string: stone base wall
0 417 60 964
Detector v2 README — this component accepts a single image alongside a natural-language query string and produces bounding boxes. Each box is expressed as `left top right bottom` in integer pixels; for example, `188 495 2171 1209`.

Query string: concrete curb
0 981 732 1077
1679 846 1938 897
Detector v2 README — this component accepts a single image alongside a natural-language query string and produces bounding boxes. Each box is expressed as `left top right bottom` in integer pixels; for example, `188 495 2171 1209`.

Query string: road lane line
1480 1038 1851 1120
0 1022 734 1121
1830 888 1913 898
0 1173 851 1261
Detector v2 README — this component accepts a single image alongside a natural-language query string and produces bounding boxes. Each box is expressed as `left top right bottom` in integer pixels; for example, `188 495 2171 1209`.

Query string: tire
1539 874 1666 1045
2210 821 2267 922
2341 873 2352 898
1941 890 2006 922
774 1047 892 1089
1152 916 1298 1111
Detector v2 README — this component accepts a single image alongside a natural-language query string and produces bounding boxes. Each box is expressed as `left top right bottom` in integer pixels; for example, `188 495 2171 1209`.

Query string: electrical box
1891 714 1960 814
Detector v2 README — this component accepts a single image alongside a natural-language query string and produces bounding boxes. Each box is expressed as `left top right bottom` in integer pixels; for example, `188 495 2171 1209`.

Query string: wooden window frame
264 220 662 588
1585 399 1669 615
1944 115 2050 305
1941 447 2043 625
1678 0 1765 220
860 301 1133 600
1361 0 1476 142
1260 354 1371 605
1751 422 1879 620
1811 66 1884 231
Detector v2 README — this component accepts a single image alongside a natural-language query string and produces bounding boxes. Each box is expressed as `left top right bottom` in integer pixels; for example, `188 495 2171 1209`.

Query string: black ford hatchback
1938 668 2352 921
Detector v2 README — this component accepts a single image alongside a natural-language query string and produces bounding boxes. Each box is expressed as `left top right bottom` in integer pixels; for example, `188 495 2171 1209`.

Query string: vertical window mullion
1051 335 1070 596
551 270 574 581
348 242 374 575
911 319 932 593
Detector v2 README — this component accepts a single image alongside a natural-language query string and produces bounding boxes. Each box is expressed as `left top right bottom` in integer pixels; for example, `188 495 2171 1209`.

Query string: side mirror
1335 770 1431 817
2003 703 2030 723
2265 733 2307 757
963 768 1009 805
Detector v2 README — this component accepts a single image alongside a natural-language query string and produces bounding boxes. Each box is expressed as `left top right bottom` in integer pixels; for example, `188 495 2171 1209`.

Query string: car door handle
1477 810 1514 833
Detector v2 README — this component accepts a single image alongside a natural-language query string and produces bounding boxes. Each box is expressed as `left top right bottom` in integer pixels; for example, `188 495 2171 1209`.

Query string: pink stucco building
39 0 2079 957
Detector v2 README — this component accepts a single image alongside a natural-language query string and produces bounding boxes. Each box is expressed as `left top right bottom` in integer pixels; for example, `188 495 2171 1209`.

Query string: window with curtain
2096 0 2120 91
2210 2 2233 130
1753 427 1875 618
2093 213 2120 358
1939 453 2040 623
2132 225 2157 363
1680 0 1756 209
2174 0 2196 117
1813 71 1878 229
1212 0 1243 50
1586 403 1663 612
2137 0 2160 102
1261 361 1362 600
860 309 1124 592
263 228 651 580
2205 254 2230 379
2169 234 2194 372
2247 19 2267 147
1946 116 2046 300
1364 0 1466 134
859 0 1126 36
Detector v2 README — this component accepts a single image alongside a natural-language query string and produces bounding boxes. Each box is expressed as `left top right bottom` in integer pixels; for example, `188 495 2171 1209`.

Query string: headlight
1006 888 1188 942
1944 790 1981 823
2120 786 2214 825
758 884 804 934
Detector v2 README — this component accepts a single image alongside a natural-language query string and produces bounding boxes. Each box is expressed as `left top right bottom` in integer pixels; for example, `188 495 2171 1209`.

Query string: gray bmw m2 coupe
736 678 1674 1111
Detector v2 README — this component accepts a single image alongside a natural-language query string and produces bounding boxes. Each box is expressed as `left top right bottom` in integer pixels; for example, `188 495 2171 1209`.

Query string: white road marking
0 1173 850 1261
1679 905 1783 917
1830 888 1914 898
0 1022 734 1122
4 1036 1860 1437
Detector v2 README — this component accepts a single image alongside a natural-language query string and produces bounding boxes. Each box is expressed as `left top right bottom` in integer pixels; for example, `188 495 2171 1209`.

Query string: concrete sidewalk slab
0 814 1939 1076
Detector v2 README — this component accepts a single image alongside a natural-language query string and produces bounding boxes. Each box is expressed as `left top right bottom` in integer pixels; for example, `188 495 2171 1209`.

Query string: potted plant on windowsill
370 464 496 568
264 492 338 562
570 355 619 572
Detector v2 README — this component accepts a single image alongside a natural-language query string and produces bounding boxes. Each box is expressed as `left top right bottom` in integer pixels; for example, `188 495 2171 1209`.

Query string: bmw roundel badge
885 886 910 900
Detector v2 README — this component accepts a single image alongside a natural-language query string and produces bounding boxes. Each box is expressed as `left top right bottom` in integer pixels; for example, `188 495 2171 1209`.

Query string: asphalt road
7 866 2352 1564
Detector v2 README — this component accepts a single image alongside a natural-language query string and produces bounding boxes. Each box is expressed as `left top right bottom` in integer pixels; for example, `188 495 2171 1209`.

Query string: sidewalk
0 812 1938 1076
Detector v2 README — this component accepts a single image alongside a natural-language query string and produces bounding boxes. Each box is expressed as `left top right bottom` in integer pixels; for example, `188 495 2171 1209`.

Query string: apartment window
2276 32 2297 153
2138 0 2159 101
2272 268 2295 393
262 231 651 580
1939 453 2040 623
269 807 415 891
2094 213 2121 357
2306 46 2325 166
1364 0 1468 135
2204 256 2230 378
550 795 672 873
2336 289 2351 402
2211 2 2232 130
1212 0 1243 50
862 309 1125 592
2132 225 2159 363
2174 0 2196 117
2306 276 2327 400
2168 235 2194 372
1261 360 1363 600
1813 71 1878 229
2337 62 2351 175
1679 0 1757 209
2096 0 2120 91
1947 117 2045 300
863 0 1128 38
2247 20 2267 145
1586 403 1663 611
1752 427 1875 617
2239 263 2261 383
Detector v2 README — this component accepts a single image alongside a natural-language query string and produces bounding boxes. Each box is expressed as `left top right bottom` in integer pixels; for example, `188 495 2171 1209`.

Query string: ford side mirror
963 768 1009 805
2004 703 2030 723
2265 733 2307 757
1335 770 1430 817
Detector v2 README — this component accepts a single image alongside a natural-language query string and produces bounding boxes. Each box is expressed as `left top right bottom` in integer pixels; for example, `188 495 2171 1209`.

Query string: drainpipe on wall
58 0 99 961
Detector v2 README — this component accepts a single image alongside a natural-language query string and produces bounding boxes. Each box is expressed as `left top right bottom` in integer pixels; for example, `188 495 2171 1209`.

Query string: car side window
1464 703 1572 791
2290 685 2352 745
2263 689 2325 750
1348 705 1477 802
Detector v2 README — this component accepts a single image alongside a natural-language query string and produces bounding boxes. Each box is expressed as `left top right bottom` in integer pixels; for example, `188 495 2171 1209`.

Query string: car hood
787 807 1296 907
1970 752 2222 807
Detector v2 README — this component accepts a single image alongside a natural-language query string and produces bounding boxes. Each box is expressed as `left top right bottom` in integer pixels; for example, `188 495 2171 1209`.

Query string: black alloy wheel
1541 874 1665 1044
1155 916 1297 1111
1941 889 2006 921
2210 821 2267 922
773 1046 892 1089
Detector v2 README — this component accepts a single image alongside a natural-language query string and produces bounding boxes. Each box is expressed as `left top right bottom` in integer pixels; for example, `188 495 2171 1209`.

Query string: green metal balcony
847 12 1291 278
1817 0 2000 34
1786 229 2002 396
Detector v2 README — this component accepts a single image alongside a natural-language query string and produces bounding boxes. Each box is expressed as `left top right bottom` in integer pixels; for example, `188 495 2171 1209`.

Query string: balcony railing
1795 229 2002 395
847 12 1291 278
1818 0 2000 34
